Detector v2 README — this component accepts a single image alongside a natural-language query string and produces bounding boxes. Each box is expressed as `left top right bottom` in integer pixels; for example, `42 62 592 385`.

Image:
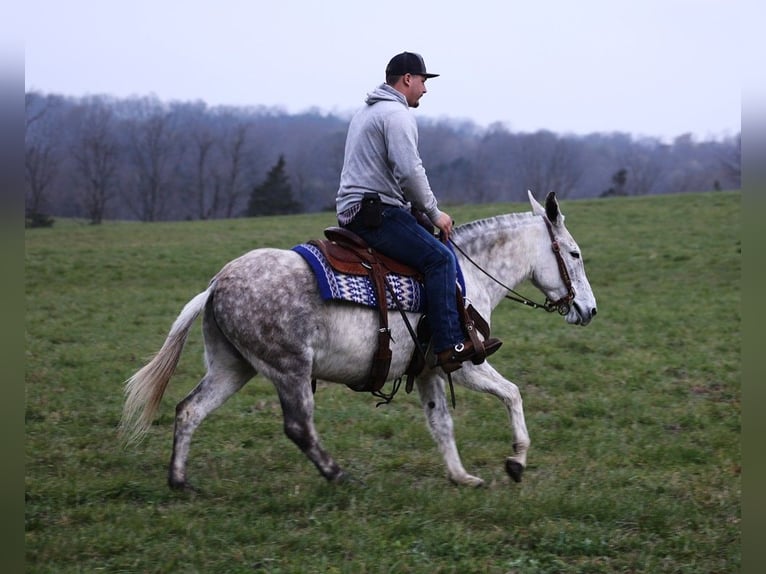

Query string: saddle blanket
292 242 466 313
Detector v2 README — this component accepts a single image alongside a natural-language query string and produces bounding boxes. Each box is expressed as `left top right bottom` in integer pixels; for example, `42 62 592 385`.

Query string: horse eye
571 252 580 259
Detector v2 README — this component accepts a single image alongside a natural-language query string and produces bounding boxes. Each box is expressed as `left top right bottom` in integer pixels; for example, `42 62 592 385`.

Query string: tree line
25 91 741 226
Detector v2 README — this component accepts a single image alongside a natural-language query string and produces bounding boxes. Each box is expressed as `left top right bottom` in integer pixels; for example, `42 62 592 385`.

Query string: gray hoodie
335 84 443 223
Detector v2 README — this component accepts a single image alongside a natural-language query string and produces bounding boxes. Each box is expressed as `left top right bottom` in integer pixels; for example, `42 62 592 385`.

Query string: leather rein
451 216 576 316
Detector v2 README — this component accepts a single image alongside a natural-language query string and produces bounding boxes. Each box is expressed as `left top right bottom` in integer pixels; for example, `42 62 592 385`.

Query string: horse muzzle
568 301 597 326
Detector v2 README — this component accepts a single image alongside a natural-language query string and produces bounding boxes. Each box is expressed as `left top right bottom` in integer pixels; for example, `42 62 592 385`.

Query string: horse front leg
455 362 530 483
415 371 484 487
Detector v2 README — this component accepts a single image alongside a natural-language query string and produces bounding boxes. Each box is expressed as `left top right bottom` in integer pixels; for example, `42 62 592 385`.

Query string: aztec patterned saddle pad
292 242 466 313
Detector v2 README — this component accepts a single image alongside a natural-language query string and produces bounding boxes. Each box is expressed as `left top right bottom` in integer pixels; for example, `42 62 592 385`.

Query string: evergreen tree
600 168 628 197
246 154 302 216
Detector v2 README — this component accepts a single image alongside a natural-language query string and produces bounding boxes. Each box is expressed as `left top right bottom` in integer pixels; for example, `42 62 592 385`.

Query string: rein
451 216 575 316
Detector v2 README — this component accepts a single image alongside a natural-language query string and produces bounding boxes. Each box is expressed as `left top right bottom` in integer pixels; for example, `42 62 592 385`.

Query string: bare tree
125 99 178 221
216 122 251 218
71 101 119 224
472 124 515 202
25 93 60 225
190 127 217 219
620 139 666 195
514 131 583 199
25 141 59 225
546 137 583 198
25 92 49 129
470 143 498 202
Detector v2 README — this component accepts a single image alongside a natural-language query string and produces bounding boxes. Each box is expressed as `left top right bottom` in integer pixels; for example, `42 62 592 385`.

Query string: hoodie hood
365 83 407 107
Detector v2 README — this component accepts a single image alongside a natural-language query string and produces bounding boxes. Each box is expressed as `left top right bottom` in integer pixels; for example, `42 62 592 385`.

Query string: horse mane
452 211 537 245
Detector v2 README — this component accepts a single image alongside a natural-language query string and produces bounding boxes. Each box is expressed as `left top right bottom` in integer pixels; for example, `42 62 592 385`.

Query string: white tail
119 287 212 444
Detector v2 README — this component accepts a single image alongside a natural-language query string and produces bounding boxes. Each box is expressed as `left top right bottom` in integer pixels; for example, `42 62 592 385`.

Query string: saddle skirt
292 227 466 313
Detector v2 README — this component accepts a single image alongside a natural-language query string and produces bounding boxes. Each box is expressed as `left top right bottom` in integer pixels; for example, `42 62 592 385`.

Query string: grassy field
25 191 740 573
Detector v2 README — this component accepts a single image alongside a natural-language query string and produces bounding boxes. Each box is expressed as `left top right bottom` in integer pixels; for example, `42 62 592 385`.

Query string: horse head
528 190 598 326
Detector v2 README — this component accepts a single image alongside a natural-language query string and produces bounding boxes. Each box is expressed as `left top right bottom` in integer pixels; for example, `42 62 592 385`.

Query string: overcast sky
22 0 741 142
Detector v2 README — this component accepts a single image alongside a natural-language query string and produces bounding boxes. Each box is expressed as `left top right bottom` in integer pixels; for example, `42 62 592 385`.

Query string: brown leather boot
435 337 502 373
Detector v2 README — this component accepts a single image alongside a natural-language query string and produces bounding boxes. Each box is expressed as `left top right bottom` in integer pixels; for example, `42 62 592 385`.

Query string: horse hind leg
269 367 346 483
168 315 255 491
169 369 252 490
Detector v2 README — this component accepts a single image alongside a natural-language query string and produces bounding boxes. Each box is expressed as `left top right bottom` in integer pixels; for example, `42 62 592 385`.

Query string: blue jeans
345 206 463 353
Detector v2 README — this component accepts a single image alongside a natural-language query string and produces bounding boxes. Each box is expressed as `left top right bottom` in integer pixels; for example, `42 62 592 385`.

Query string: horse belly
311 304 418 386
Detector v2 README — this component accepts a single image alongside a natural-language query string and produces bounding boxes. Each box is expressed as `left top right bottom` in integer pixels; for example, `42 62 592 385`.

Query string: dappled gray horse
120 191 597 489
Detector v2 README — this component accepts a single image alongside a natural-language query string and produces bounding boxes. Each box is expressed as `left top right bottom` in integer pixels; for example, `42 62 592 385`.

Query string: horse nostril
591 307 598 317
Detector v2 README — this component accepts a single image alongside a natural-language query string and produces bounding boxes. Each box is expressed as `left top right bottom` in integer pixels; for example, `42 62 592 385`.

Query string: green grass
26 192 741 573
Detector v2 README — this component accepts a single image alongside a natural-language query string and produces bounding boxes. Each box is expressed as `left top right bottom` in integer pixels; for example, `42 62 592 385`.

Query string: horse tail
119 284 214 444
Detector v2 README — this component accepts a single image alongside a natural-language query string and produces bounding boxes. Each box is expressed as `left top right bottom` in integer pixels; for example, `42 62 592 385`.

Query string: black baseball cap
385 52 440 78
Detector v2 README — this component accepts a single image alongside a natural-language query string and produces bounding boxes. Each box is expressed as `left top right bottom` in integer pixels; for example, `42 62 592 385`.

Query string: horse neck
453 213 543 306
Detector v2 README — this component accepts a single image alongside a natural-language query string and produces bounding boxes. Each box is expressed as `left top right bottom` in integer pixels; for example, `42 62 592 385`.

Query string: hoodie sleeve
384 110 443 222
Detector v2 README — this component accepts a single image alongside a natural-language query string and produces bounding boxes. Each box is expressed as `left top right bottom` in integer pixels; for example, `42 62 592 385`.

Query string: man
336 51 501 373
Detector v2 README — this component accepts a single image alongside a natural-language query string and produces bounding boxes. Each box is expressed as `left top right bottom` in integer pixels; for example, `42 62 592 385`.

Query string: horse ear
545 192 562 225
528 190 546 217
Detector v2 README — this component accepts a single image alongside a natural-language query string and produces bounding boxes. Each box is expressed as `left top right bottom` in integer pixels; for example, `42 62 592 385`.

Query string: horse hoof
466 476 485 488
168 479 199 493
505 459 524 483
331 472 366 487
450 474 484 488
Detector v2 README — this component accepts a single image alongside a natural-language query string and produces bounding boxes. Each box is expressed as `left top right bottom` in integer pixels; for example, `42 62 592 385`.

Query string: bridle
451 216 576 316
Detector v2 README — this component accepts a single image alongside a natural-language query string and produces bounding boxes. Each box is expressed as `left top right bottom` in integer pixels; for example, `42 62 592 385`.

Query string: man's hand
433 211 454 240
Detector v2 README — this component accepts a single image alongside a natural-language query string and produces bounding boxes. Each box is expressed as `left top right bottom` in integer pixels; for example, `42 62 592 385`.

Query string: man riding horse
120 52 598 490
